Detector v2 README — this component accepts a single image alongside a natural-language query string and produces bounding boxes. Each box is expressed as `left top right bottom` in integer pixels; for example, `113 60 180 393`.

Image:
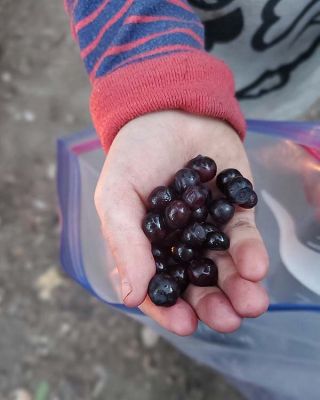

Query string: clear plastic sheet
57 120 320 400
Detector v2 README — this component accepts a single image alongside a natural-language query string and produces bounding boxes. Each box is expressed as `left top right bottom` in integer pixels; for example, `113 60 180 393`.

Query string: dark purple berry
165 200 191 229
167 256 179 267
182 222 207 248
151 244 168 260
147 186 175 210
174 168 200 194
205 188 213 207
191 205 208 223
200 184 210 198
162 229 182 247
148 274 180 307
142 213 167 243
205 231 230 251
216 168 242 194
155 258 169 273
209 198 235 225
188 258 218 287
202 222 219 236
187 155 217 182
169 264 189 293
171 242 195 263
182 184 208 210
241 190 258 209
168 183 179 197
225 177 254 205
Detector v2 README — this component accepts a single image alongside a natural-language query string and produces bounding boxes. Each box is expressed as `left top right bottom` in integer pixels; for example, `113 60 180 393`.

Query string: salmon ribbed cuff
90 51 246 152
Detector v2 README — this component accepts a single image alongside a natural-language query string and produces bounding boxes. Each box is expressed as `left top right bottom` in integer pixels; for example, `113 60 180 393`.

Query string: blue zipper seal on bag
247 119 320 148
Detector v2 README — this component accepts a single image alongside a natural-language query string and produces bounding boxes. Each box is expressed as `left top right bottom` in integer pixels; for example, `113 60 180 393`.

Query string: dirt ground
0 2 319 400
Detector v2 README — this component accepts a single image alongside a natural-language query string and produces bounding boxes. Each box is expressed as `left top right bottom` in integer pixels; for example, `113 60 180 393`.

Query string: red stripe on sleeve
75 0 111 33
81 0 133 58
113 44 194 70
124 15 203 27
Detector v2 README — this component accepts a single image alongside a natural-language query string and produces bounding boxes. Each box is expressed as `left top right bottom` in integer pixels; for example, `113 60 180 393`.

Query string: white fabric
190 0 320 119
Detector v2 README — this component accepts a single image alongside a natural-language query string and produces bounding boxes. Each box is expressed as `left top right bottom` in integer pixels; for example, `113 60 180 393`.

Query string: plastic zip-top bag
57 120 320 400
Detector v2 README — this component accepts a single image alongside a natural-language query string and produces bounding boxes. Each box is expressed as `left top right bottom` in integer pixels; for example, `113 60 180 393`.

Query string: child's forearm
65 0 245 151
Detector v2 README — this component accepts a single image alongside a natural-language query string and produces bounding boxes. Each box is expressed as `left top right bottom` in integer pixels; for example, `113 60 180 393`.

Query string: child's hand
94 111 269 335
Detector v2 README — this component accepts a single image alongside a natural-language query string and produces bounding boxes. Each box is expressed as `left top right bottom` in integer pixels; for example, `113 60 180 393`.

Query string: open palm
94 111 269 335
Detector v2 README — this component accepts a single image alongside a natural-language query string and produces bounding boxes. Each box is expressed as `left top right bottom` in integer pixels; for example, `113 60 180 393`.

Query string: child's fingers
212 252 269 318
95 181 155 308
184 285 242 333
139 297 198 336
224 209 269 282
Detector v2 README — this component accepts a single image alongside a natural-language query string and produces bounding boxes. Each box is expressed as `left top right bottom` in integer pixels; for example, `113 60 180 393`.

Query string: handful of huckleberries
142 155 258 307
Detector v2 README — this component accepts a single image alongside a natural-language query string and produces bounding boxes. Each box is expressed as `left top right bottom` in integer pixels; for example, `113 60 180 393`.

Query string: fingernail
121 279 132 302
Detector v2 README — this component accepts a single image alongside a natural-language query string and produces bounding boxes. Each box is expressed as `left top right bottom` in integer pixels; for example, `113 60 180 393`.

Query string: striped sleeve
65 0 246 152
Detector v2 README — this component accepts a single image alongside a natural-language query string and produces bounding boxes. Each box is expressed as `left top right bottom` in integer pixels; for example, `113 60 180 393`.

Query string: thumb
95 178 155 307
